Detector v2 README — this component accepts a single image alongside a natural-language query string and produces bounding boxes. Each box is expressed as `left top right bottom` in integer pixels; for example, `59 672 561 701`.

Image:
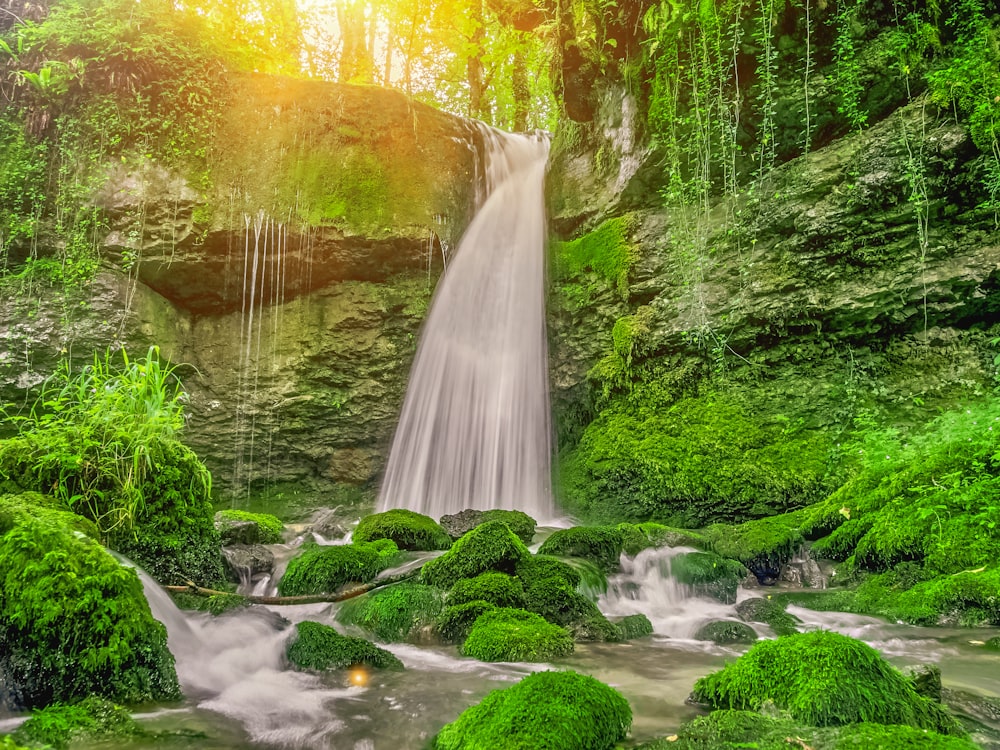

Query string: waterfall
377 130 554 521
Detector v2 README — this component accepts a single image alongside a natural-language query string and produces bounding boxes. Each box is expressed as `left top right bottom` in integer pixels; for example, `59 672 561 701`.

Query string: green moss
521 575 619 642
701 515 805 582
514 555 582 590
286 620 403 671
435 601 497 644
12 697 142 750
214 509 284 544
336 582 444 642
421 521 530 589
670 552 749 604
461 608 574 662
693 619 758 644
435 670 631 750
278 541 398 596
0 737 31 750
615 614 654 640
985 636 1000 651
449 573 525 609
693 631 963 733
536 526 625 571
353 509 452 551
552 214 639 299
830 723 979 749
0 493 180 709
476 509 537 544
734 597 801 636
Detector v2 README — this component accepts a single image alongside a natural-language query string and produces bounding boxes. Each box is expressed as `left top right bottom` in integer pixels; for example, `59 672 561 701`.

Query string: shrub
0 494 180 709
278 541 397 596
693 620 758 645
692 631 962 733
461 608 574 662
670 552 748 604
286 621 403 671
337 582 444 642
449 573 525 609
421 521 530 589
435 670 631 750
214 510 284 545
537 526 624 571
353 509 452 551
615 614 653 640
435 601 496 644
11 697 141 750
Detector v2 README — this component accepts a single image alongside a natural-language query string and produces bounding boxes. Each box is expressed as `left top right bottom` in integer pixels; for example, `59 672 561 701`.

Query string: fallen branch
164 568 421 605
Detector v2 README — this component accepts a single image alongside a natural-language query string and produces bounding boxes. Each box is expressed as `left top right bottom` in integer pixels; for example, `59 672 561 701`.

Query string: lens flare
348 665 369 687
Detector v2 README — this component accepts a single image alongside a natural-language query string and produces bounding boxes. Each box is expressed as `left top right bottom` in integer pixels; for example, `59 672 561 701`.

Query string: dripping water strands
377 128 554 521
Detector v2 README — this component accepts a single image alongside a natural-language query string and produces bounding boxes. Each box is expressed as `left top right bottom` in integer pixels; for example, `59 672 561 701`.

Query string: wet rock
693 620 758 645
907 664 943 703
307 509 349 541
734 597 800 637
439 509 537 544
222 544 275 585
779 551 827 589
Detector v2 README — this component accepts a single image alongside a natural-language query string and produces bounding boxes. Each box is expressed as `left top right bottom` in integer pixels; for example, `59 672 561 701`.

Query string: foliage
434 600 496 644
692 619 758 644
0 492 180 709
420 521 530 589
336 582 444 642
214 509 284 545
0 347 224 585
353 509 452 551
461 607 574 662
670 552 748 604
536 526 625 571
448 572 525 609
692 631 963 733
278 540 397 596
12 697 141 750
434 670 631 750
286 620 403 672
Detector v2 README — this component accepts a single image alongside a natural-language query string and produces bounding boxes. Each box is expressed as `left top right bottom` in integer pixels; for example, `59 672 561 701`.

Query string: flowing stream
376 130 554 521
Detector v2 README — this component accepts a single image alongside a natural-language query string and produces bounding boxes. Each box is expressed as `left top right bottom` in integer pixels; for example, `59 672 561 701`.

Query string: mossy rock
701 516 804 582
286 620 403 671
985 636 1000 651
692 631 963 733
336 582 444 642
12 697 142 750
421 521 530 589
170 591 250 616
0 737 31 750
434 670 631 750
439 509 537 544
0 494 180 709
615 614 654 640
515 555 582 590
634 711 978 750
354 509 452 551
461 608 574 662
214 509 284 545
448 572 525 609
693 619 758 645
671 551 749 604
536 526 624 571
278 540 398 596
435 601 496 644
521 575 620 642
734 597 800 636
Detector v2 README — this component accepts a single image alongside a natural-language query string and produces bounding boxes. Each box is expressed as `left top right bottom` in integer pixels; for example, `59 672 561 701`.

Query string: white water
377 130 554 521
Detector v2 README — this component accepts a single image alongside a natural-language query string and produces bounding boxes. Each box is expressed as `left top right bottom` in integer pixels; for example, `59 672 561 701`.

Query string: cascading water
377 130 554 520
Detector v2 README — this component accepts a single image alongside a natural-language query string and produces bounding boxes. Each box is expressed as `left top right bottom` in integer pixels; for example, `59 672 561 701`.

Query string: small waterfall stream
377 130 554 520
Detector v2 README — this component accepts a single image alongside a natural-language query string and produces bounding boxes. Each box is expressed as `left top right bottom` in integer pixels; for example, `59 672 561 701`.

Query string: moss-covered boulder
435 601 497 644
670 552 749 604
461 608 574 662
286 620 403 671
0 494 180 709
536 526 625 571
214 510 284 545
278 540 398 596
421 521 530 589
693 619 758 645
336 582 444 642
439 509 537 544
435 670 631 749
448 572 525 609
353 509 452 551
701 516 804 583
11 697 142 750
515 555 582 590
734 597 800 636
615 614 654 640
985 636 1000 651
692 631 963 734
521 575 620 642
